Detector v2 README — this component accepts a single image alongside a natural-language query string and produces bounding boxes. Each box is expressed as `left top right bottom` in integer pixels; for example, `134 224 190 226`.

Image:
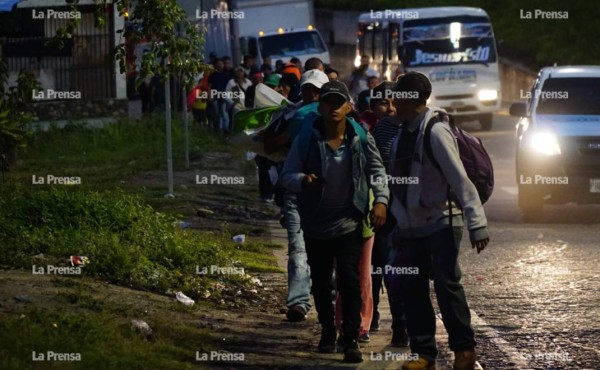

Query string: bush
0 185 250 298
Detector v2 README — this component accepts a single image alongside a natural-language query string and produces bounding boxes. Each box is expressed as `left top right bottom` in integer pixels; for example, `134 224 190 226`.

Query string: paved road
269 114 600 370
457 115 600 370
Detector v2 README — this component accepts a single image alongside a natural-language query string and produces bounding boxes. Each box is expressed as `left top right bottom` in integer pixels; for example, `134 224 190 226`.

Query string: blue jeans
391 226 475 362
284 193 311 311
211 98 229 133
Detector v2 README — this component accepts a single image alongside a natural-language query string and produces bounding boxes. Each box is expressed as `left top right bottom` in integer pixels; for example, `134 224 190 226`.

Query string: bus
357 7 501 130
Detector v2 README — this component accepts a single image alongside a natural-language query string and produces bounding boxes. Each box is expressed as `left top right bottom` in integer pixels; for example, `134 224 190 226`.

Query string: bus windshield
259 31 327 58
402 21 497 67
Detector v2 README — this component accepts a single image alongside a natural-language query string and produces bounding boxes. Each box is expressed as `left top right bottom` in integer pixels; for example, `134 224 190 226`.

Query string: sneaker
342 339 363 363
402 356 436 370
391 327 409 347
358 332 370 343
286 305 307 322
453 349 476 370
318 327 336 353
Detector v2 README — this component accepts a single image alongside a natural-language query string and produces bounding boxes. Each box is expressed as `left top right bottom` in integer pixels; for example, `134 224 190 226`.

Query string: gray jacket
281 117 389 222
388 107 489 242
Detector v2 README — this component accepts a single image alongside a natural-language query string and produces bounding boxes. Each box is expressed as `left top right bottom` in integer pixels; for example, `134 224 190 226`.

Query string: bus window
363 22 384 61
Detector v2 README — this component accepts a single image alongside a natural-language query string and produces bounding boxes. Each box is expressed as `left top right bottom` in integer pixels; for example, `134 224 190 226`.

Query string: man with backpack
387 72 490 370
281 81 389 363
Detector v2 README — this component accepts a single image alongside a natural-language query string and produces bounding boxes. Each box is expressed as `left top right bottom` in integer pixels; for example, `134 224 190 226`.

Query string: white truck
181 0 330 67
357 6 501 130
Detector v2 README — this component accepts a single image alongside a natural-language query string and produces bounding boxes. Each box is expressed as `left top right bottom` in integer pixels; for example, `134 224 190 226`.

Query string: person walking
387 72 490 370
281 81 389 363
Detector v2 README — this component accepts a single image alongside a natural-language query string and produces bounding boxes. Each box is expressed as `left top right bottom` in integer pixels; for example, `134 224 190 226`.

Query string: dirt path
209 218 457 370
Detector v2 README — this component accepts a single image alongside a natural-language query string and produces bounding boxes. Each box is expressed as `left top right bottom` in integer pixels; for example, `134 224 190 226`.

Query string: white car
510 65 600 219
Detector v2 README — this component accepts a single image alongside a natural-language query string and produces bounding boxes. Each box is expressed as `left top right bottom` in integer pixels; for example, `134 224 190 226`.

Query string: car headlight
478 89 498 101
530 132 561 156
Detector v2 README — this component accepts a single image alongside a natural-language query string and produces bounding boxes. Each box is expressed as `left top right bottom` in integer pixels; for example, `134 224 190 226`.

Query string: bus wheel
479 113 493 131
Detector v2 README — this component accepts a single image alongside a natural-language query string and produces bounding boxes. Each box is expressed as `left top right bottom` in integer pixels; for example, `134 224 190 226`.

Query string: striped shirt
372 117 401 169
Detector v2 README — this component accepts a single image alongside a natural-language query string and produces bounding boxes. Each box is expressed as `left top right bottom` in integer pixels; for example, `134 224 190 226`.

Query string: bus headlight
478 89 498 101
530 132 561 156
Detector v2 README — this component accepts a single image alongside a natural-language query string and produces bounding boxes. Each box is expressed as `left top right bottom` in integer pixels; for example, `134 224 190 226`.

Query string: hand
370 203 387 228
471 237 489 254
303 173 325 192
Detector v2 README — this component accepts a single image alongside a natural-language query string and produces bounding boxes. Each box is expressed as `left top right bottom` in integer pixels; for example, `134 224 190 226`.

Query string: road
455 114 600 369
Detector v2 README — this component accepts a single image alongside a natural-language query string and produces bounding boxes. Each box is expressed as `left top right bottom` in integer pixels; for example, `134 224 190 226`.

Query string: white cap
300 69 329 89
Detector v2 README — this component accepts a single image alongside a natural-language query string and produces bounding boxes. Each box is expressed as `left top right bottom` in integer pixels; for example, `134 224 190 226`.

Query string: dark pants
255 155 274 199
395 226 475 361
305 229 363 340
372 230 405 328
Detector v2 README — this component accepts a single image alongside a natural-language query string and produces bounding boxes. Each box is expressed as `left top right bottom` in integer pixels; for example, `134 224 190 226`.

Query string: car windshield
536 77 600 115
259 31 327 58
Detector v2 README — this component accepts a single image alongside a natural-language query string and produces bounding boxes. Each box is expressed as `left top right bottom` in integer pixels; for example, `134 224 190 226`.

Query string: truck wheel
479 113 493 131
518 184 543 221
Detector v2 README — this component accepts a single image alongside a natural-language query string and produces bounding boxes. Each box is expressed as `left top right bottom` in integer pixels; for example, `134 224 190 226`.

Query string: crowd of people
189 54 490 370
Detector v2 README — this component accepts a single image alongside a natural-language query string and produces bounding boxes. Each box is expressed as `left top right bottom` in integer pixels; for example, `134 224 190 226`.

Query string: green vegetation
0 306 214 370
0 185 277 299
316 0 599 69
11 116 225 187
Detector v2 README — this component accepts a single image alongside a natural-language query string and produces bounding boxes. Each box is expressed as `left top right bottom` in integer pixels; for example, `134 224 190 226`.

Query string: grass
10 114 228 188
0 115 283 368
0 306 214 370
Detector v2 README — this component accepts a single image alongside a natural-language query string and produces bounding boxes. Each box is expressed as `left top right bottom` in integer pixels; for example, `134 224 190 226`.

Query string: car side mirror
509 102 527 117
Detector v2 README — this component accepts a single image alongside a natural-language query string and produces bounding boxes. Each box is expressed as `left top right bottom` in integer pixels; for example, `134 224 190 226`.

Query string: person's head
213 58 224 71
370 81 397 119
304 57 324 72
282 63 301 81
300 69 329 103
324 66 339 81
260 63 272 76
209 52 218 64
222 56 232 70
251 71 263 85
264 74 281 90
392 71 432 121
360 55 371 66
318 81 352 124
367 75 381 89
242 54 255 68
262 56 272 67
234 67 246 81
279 73 299 98
275 59 285 73
290 57 302 71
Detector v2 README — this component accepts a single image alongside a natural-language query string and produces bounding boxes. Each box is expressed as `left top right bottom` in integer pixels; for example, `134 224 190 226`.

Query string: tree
49 0 208 89
0 57 42 168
